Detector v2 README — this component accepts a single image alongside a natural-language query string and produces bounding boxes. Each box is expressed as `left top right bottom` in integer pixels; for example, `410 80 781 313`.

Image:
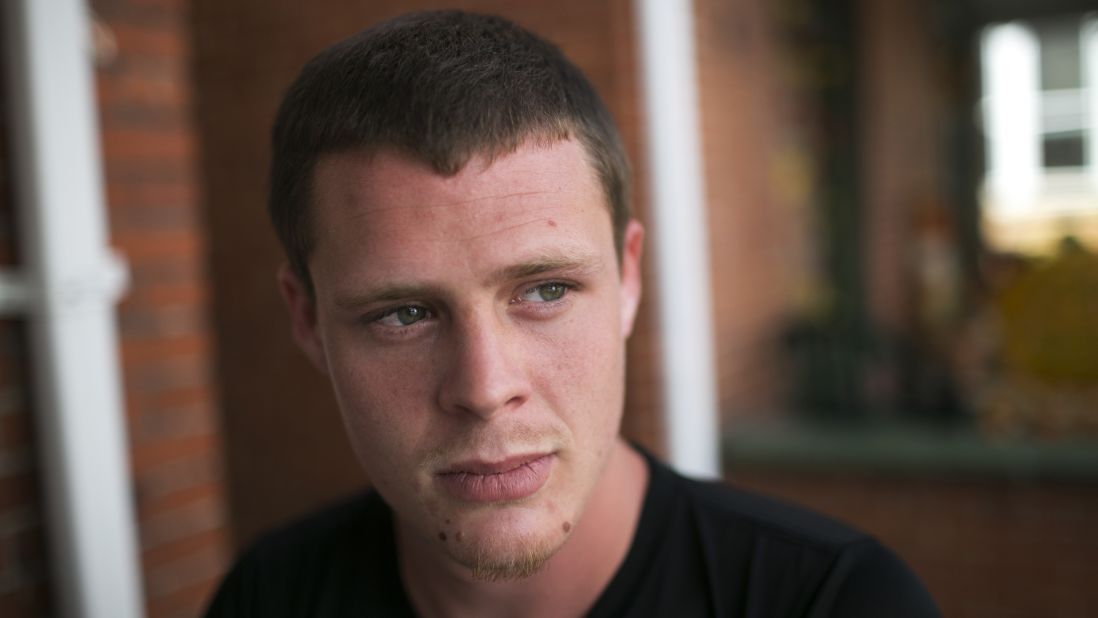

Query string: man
206 10 939 617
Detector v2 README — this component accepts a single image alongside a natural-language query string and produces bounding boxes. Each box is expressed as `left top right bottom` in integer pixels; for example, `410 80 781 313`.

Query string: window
980 14 1098 255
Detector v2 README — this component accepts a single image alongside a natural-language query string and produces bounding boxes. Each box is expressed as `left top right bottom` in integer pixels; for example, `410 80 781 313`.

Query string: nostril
437 346 528 418
435 314 532 418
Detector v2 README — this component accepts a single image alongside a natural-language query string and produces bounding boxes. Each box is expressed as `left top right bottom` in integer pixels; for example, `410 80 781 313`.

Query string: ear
277 263 329 374
619 219 644 338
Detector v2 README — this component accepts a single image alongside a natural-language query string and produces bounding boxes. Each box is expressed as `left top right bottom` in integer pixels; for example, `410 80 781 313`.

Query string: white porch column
1 1 143 616
635 0 721 478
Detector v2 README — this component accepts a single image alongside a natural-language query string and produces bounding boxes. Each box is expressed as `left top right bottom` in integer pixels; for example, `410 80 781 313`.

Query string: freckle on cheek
562 522 572 533
444 519 451 525
438 532 447 542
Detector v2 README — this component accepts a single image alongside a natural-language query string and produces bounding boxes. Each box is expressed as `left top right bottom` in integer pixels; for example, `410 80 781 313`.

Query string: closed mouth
439 452 553 476
436 453 555 502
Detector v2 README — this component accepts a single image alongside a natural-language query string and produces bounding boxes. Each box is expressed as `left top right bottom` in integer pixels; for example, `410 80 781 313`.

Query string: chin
442 502 572 582
453 522 564 582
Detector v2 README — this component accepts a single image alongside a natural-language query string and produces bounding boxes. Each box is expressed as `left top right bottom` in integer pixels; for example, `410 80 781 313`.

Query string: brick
131 404 217 447
92 0 183 25
123 353 210 395
97 52 188 95
136 282 209 306
105 156 193 186
129 408 210 439
112 230 201 260
119 304 208 342
138 483 223 521
106 174 196 211
729 470 1098 618
101 126 193 163
128 384 212 410
131 433 218 471
108 21 188 59
139 493 224 550
96 61 189 121
121 334 210 368
111 205 201 237
124 254 206 290
133 453 221 511
142 526 227 569
100 101 190 135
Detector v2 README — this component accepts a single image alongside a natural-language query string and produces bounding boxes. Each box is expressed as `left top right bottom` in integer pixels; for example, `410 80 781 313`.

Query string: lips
436 453 554 503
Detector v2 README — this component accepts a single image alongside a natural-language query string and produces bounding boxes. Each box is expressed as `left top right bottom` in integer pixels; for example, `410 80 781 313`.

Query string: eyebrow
486 250 603 286
332 249 604 311
334 284 444 310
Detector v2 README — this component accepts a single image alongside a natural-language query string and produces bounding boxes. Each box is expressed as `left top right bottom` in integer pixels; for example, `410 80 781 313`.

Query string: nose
436 312 530 419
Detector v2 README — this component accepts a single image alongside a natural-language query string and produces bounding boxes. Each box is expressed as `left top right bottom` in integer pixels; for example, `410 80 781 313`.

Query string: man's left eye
519 282 571 303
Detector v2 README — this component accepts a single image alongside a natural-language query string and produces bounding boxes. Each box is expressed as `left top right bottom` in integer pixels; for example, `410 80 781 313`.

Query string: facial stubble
468 536 560 582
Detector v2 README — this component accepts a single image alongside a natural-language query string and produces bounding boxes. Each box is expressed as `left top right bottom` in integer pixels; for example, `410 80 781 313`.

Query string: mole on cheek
562 522 572 533
444 519 451 525
547 219 557 227
438 532 447 542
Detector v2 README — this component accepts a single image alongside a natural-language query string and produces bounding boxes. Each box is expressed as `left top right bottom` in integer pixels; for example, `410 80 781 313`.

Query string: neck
396 438 648 618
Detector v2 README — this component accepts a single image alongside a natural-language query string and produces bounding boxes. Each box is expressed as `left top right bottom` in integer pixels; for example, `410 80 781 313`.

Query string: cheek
326 346 434 468
547 309 626 432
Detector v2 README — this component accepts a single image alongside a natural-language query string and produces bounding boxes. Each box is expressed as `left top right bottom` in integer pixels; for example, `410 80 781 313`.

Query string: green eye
538 283 567 301
375 305 429 327
520 282 570 303
394 306 427 325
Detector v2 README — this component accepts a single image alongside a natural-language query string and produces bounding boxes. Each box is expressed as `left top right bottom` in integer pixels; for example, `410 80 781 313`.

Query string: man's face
282 138 643 577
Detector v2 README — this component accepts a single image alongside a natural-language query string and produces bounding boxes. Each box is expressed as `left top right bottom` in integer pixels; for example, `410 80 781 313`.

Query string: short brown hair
269 10 631 294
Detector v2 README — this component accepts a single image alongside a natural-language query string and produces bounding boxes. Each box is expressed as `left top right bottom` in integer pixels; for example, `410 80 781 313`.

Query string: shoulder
247 488 384 559
678 474 866 550
203 490 401 617
808 538 942 617
233 488 386 577
657 464 940 617
649 453 870 566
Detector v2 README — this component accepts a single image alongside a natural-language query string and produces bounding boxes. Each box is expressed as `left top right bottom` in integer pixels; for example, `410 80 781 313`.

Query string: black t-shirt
205 451 940 617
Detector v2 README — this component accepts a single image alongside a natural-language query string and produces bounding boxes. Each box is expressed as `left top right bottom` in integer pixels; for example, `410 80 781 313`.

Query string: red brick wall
859 0 945 335
695 0 1098 615
731 469 1098 618
190 0 662 550
695 0 817 421
0 8 232 607
699 0 1098 613
93 0 230 616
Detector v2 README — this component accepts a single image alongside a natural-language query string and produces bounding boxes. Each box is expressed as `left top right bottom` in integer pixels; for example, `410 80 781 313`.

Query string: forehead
314 138 600 210
307 139 613 286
